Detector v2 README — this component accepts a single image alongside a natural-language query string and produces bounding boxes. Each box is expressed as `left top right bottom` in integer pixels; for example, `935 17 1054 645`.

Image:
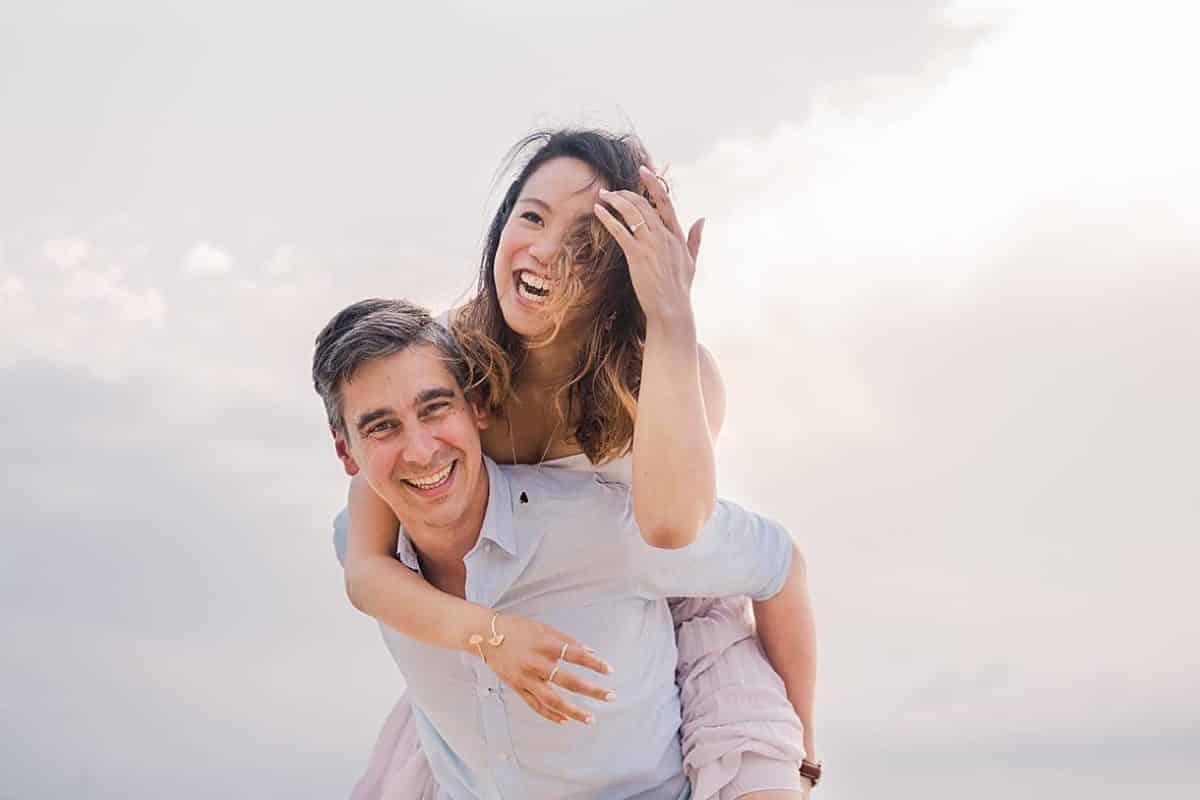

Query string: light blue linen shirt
338 456 794 800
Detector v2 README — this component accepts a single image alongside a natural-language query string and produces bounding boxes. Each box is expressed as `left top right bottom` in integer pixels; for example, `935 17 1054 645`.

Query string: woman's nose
527 233 559 269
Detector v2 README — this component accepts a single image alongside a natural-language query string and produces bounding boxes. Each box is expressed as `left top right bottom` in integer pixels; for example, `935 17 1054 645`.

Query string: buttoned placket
464 533 524 798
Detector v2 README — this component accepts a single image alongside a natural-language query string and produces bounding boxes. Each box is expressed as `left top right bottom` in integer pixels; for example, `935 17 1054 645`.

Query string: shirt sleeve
332 507 349 567
631 498 794 602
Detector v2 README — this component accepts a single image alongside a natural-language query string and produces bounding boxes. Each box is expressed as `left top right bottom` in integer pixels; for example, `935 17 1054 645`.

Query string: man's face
337 345 489 532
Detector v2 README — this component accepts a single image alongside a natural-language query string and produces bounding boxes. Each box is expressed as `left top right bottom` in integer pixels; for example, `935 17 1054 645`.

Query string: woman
334 129 818 799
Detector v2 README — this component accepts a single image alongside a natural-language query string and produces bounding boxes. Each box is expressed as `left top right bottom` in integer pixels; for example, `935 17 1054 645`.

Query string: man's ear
471 399 491 431
332 427 360 476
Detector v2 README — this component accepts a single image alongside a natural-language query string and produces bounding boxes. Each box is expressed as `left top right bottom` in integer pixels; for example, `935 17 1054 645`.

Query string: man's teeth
406 461 454 489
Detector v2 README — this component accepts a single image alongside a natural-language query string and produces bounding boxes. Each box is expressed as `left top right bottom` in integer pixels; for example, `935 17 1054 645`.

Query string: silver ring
630 220 646 234
547 642 569 684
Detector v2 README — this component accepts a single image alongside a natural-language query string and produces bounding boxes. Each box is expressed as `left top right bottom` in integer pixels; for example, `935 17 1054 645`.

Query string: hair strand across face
454 128 653 464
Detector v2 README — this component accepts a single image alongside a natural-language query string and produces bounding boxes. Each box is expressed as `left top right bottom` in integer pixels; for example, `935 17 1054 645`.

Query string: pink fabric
349 596 804 800
671 596 807 800
349 692 435 800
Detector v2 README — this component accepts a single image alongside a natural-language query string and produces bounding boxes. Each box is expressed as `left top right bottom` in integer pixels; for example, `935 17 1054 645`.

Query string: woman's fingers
593 203 639 252
489 617 613 725
532 683 595 725
562 643 613 676
598 190 659 235
639 165 684 238
517 687 569 725
551 667 616 703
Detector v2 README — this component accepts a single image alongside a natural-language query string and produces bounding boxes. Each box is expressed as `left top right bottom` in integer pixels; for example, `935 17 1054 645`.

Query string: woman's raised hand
471 612 615 725
593 164 705 325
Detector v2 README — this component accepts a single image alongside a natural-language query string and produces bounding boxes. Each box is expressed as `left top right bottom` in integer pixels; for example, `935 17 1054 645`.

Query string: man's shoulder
498 463 631 514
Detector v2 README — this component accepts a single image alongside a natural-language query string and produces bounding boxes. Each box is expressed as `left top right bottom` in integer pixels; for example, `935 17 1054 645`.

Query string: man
313 298 808 799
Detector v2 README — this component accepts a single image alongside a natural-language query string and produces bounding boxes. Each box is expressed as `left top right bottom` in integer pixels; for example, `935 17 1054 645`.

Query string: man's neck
404 460 490 598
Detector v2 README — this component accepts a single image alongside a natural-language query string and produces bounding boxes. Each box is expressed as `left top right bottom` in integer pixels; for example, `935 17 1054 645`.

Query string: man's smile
400 459 457 496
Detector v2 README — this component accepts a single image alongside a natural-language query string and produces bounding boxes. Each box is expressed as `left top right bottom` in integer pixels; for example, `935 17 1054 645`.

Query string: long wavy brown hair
451 129 651 464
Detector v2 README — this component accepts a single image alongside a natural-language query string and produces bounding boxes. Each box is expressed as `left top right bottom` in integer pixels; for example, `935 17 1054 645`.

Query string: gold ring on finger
547 663 562 684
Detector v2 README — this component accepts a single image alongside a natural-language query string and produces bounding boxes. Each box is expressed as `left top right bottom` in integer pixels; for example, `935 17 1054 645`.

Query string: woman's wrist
644 303 697 341
455 603 498 655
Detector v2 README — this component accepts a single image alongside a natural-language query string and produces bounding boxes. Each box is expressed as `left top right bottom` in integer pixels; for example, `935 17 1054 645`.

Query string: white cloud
181 241 235 277
41 237 93 271
0 236 167 377
679 1 1200 335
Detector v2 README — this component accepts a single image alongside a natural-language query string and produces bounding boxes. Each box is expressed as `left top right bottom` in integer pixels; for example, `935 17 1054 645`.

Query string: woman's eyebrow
515 196 550 210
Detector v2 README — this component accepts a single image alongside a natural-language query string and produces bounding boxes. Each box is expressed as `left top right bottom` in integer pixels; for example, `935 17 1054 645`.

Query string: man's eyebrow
355 407 394 432
416 387 456 405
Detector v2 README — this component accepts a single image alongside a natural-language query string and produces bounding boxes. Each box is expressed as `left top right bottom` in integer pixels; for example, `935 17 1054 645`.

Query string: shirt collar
394 527 421 571
393 455 516 569
478 455 517 558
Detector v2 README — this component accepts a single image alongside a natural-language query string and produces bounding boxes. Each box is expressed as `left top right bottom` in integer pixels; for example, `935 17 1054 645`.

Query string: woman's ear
332 428 360 476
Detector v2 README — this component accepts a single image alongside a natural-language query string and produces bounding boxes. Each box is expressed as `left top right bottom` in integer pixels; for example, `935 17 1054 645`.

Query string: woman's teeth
517 272 550 302
405 461 454 490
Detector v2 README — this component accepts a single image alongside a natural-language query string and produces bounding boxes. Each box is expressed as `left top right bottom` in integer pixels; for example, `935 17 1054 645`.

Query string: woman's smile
514 269 552 305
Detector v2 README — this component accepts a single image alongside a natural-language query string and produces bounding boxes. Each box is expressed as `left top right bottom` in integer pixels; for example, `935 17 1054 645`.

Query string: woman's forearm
632 308 717 548
752 544 819 761
346 555 492 652
344 474 492 652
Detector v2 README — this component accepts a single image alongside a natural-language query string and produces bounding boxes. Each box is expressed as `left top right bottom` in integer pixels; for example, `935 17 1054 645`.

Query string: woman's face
493 156 606 338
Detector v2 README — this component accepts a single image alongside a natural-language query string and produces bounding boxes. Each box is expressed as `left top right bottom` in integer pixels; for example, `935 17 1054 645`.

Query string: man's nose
401 425 438 467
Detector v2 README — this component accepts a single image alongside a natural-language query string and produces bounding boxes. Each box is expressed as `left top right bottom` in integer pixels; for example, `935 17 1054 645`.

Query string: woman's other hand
593 164 704 326
472 612 615 725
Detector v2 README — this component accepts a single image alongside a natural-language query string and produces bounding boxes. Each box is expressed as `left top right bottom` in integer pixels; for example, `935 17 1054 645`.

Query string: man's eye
520 211 543 225
367 421 395 435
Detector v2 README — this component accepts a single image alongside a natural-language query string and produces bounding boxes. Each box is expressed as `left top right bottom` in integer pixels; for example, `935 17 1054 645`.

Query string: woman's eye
520 211 544 225
423 402 450 417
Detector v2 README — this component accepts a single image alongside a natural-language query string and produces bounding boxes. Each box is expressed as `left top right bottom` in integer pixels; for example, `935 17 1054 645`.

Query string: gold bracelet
468 612 506 664
468 634 488 664
487 612 506 646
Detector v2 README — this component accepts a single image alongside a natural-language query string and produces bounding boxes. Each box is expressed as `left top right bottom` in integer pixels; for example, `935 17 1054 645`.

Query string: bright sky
2 2 1197 798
